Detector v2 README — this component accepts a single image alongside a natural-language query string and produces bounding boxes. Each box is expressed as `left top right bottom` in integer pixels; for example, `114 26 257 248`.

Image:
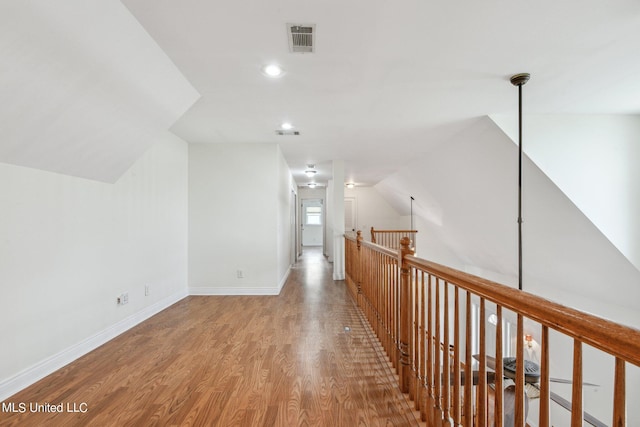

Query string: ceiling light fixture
345 183 355 189
305 164 316 178
308 183 317 189
281 122 293 130
262 64 283 78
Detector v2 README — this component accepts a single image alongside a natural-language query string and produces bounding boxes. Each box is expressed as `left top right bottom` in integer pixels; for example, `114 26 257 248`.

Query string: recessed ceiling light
281 122 293 130
345 183 355 189
263 64 283 77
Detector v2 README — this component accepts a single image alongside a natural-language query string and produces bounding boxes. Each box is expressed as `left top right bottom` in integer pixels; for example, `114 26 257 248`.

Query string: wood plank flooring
1 248 420 426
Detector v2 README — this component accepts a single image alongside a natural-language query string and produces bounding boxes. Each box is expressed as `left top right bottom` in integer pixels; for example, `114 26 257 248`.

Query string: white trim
189 285 281 296
0 290 188 402
278 266 291 292
189 267 291 296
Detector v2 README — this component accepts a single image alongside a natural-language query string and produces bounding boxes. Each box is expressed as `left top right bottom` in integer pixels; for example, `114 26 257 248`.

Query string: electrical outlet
117 292 129 305
236 270 244 279
145 284 150 296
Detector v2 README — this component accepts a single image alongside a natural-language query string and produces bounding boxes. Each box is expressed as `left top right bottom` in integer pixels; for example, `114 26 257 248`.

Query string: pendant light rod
511 73 530 291
410 196 414 231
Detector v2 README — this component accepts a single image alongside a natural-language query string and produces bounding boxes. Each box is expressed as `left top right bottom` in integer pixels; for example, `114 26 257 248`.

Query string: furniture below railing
370 226 417 250
345 232 640 427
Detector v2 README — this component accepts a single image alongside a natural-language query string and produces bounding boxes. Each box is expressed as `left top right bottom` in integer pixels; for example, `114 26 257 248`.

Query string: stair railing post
399 236 415 393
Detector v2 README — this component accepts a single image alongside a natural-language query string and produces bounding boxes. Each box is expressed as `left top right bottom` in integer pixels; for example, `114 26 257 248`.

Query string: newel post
399 236 415 393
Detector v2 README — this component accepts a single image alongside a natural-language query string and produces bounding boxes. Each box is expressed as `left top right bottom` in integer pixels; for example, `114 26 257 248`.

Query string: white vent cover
275 130 300 136
287 24 315 53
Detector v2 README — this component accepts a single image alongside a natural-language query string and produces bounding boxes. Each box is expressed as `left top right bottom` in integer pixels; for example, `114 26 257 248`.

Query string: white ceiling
121 0 640 187
2 2 640 186
0 1 198 182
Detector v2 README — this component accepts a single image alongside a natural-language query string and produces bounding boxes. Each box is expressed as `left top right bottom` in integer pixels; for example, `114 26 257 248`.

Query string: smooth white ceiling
0 1 198 182
121 0 640 187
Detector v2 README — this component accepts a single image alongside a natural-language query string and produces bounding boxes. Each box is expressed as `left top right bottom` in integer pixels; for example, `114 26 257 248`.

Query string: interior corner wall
0 134 189 399
344 186 404 240
325 179 334 262
490 114 640 273
188 143 287 295
276 145 295 287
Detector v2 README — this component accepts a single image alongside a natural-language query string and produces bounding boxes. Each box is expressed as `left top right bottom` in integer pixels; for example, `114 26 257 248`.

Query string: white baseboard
189 266 291 296
0 290 187 402
278 266 291 292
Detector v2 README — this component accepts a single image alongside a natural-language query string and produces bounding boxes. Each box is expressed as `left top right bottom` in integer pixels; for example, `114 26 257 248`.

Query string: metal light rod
511 73 530 291
410 196 414 231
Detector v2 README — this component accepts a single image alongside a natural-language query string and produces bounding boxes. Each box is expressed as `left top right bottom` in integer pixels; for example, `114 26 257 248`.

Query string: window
305 206 322 225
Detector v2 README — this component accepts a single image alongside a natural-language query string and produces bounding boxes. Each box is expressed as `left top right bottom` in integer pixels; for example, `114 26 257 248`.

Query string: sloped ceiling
0 1 199 183
376 117 640 325
121 0 640 187
491 114 640 274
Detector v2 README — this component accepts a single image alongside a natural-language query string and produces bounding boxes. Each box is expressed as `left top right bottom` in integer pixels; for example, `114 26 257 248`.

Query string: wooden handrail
345 230 640 427
403 254 640 366
370 226 418 250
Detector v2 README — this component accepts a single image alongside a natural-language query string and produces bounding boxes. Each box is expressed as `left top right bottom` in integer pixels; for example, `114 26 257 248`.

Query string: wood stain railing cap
403 254 640 367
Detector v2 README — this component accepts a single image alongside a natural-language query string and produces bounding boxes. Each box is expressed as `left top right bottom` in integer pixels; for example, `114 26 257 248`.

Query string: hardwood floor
1 248 420 426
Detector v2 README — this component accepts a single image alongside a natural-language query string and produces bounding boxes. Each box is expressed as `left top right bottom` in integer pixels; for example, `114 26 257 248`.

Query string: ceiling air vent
287 24 315 53
275 130 300 136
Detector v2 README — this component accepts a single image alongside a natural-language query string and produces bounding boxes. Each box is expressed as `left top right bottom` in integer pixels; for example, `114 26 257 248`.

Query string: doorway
301 199 323 247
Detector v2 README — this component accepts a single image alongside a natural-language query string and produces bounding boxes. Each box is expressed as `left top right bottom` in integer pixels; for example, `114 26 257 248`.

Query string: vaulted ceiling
2 1 639 186
121 0 640 186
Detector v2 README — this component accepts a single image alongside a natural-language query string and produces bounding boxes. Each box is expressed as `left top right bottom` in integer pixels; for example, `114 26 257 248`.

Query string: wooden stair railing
370 226 418 251
345 232 640 427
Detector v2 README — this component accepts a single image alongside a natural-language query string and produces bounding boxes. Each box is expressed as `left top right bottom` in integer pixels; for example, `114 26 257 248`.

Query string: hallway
2 248 420 426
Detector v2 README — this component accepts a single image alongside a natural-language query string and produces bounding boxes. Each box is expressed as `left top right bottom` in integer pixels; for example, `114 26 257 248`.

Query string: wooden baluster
435 277 443 424
427 274 436 427
356 231 362 307
373 252 378 338
571 339 583 427
421 271 428 422
371 250 375 324
494 306 503 427
370 226 375 243
539 325 550 427
398 237 414 392
443 282 451 426
394 260 399 373
478 298 487 427
413 268 422 410
379 253 384 350
612 357 626 427
515 314 525 427
453 287 461 426
409 266 417 402
463 292 472 427
385 257 391 361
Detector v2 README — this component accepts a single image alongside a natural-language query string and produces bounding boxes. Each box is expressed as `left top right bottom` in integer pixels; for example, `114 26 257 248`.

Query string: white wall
276 146 296 285
344 186 404 240
0 134 189 399
491 114 640 274
331 161 345 280
188 143 292 294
